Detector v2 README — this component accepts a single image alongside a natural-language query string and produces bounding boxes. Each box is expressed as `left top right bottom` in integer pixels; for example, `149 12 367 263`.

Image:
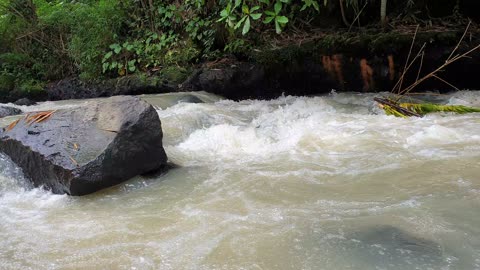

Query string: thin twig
399 43 480 96
396 25 420 94
451 44 480 62
404 92 447 96
415 51 425 81
348 2 368 32
391 43 426 97
447 20 471 62
432 75 460 91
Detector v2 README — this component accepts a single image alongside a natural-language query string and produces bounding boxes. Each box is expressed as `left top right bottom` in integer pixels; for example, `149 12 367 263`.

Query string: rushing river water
1 91 480 270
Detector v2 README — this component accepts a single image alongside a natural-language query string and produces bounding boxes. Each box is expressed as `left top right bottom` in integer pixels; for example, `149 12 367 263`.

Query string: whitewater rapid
0 91 479 269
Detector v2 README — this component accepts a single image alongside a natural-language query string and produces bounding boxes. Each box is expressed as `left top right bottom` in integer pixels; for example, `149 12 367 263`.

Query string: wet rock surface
0 96 167 195
0 106 22 118
46 77 177 101
14 98 36 106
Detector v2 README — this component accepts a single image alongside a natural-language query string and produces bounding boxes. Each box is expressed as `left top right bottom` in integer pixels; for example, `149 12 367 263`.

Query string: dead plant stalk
394 21 479 98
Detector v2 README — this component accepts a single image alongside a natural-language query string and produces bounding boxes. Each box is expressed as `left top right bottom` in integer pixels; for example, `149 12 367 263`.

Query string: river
1 91 479 269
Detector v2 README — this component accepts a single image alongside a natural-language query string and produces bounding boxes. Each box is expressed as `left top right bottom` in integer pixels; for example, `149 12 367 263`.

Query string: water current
0 91 479 269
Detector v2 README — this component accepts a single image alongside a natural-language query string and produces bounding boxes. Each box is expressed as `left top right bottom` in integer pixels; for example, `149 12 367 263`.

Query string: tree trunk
380 0 387 27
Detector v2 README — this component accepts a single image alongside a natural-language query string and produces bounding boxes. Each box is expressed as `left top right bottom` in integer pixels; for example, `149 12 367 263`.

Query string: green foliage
218 0 323 35
18 79 45 95
102 31 179 75
68 0 125 79
264 2 289 34
186 16 216 53
101 1 209 75
224 39 252 55
0 0 126 91
0 74 15 94
0 0 467 101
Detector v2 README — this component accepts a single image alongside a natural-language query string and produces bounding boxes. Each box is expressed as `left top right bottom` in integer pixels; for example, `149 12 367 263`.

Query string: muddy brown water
1 91 479 269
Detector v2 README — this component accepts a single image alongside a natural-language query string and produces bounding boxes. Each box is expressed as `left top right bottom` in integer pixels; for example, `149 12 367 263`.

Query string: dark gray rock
0 96 167 195
14 98 36 106
0 106 22 118
46 76 176 101
176 95 204 104
180 62 266 100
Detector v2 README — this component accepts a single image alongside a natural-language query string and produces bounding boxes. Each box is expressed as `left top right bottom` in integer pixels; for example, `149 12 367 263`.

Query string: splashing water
1 91 479 269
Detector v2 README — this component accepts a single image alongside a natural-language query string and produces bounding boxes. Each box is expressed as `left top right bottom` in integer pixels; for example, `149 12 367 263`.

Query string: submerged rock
176 94 204 104
351 225 442 254
348 225 443 266
0 106 22 118
0 96 167 195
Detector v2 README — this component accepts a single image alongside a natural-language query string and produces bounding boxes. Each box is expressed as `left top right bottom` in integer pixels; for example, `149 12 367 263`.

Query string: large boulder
0 96 167 195
0 106 22 118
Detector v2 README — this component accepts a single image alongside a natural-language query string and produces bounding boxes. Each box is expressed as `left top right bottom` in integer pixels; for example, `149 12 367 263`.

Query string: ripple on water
1 91 480 269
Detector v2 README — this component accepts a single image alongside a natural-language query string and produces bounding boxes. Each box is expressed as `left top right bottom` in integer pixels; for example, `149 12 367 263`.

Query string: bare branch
432 75 460 91
447 20 471 62
394 25 419 94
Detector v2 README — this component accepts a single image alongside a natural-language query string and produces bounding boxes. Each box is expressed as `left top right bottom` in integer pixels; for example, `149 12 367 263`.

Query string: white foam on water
1 91 480 269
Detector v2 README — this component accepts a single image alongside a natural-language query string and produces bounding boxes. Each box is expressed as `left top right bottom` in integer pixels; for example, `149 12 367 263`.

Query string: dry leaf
25 110 55 126
5 119 20 132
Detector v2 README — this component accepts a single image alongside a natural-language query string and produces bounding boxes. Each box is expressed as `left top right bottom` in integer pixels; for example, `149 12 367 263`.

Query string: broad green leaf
251 6 260 12
102 63 109 73
242 17 251 35
275 20 282 34
234 16 247 29
264 16 274 23
276 16 288 24
274 2 282 14
242 4 249 14
103 51 113 61
251 13 262 20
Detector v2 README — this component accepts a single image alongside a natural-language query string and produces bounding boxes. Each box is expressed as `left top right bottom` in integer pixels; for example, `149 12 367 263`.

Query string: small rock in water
0 106 22 118
14 98 36 106
0 96 168 195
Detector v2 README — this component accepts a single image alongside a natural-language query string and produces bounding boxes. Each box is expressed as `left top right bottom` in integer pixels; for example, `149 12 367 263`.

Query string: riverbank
1 25 479 104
